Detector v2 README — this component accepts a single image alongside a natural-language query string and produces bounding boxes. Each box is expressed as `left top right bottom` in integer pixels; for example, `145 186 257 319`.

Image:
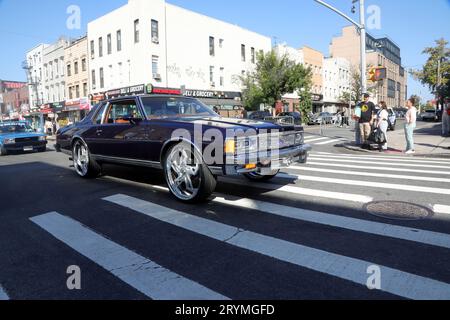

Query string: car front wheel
163 142 216 203
244 169 280 182
72 140 101 178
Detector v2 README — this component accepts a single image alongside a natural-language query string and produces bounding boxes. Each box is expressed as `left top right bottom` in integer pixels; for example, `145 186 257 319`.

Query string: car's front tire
72 139 101 178
37 146 47 153
244 169 280 182
163 142 216 203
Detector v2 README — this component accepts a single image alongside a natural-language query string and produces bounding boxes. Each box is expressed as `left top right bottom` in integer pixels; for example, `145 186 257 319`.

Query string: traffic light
368 66 387 82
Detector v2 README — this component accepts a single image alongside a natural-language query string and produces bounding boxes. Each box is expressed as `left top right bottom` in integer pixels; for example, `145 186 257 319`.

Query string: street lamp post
314 0 367 94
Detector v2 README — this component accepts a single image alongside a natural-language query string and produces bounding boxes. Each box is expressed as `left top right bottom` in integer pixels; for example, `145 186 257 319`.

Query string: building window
220 67 224 87
152 56 159 80
75 85 80 98
67 64 71 77
134 19 140 43
74 61 79 75
81 58 86 72
251 47 255 64
99 68 104 88
219 39 224 48
69 86 73 99
117 30 122 51
241 44 246 62
90 40 95 59
83 83 88 97
209 66 214 85
151 20 159 43
91 70 96 87
209 36 215 56
98 37 103 57
107 34 112 55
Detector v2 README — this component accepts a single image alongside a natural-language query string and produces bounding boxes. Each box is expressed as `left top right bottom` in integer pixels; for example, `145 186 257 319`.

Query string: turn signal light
245 164 257 170
225 139 235 154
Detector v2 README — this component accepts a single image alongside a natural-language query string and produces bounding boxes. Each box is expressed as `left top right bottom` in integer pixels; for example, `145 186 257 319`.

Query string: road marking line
0 285 9 300
309 157 449 169
313 152 450 163
311 153 450 165
30 212 229 300
287 166 450 183
303 137 328 143
299 162 450 176
433 205 450 216
104 194 450 300
314 138 347 145
220 177 373 203
280 174 450 196
213 196 450 249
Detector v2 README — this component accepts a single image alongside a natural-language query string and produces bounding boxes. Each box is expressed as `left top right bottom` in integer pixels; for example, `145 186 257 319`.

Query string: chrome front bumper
212 144 312 176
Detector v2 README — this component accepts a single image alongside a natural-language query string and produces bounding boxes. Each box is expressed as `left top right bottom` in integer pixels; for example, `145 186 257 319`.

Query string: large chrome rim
165 145 201 201
73 142 89 177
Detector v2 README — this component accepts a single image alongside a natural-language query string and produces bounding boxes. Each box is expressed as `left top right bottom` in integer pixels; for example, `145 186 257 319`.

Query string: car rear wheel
244 169 280 182
72 140 101 178
163 142 216 203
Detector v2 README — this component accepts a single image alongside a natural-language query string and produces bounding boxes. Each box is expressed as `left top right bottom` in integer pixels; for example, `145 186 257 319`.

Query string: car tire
244 170 280 182
163 142 217 203
0 147 7 156
72 139 101 178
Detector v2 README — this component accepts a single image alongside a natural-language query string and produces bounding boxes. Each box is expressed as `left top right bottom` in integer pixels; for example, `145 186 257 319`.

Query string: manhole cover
364 201 434 221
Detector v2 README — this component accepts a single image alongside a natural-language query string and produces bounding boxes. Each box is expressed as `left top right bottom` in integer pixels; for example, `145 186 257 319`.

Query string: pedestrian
404 98 418 154
340 107 349 127
376 101 389 152
357 93 376 149
443 101 450 137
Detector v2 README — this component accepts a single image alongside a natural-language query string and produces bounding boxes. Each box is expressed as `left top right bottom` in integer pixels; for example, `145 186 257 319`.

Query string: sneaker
405 150 415 154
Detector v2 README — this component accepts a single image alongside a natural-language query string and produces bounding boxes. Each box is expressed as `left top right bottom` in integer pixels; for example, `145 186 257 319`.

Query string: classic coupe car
55 95 311 202
0 121 47 156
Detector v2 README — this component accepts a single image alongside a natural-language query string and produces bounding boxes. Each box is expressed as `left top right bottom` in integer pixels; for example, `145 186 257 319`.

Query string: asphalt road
1 146 450 300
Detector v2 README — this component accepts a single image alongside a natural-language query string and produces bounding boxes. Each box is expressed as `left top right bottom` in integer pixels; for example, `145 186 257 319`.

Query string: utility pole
314 0 367 94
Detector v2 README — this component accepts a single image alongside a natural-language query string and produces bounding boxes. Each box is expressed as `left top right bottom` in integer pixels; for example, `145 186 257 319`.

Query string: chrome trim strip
92 154 162 169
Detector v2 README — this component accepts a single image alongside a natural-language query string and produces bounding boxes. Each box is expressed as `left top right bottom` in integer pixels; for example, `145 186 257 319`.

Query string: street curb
342 143 450 158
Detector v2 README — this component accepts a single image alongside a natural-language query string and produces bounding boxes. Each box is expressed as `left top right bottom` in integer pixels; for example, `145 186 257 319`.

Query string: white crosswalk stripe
314 152 450 163
0 285 9 300
314 138 347 146
220 177 373 203
309 156 449 169
288 166 450 183
304 137 349 145
30 212 229 300
310 153 450 165
433 205 450 216
304 137 328 143
104 194 450 300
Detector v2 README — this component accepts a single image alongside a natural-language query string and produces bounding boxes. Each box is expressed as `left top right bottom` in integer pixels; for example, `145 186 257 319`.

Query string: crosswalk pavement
5 151 450 299
304 134 349 146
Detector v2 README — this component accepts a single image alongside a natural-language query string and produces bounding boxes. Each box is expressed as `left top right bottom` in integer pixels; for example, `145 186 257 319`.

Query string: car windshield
0 123 34 134
141 97 217 119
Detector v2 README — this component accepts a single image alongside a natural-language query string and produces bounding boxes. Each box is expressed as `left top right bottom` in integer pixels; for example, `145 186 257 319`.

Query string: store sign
64 98 90 111
105 84 145 99
2 81 26 89
183 89 242 100
150 87 182 95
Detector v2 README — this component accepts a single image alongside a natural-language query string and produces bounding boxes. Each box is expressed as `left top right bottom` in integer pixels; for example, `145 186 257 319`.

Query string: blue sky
1 0 449 101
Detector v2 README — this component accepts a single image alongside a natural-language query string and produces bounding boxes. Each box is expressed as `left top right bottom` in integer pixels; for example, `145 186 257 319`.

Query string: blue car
0 121 47 156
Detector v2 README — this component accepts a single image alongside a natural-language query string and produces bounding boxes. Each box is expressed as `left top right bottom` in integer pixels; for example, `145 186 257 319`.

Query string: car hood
166 117 296 132
0 132 45 140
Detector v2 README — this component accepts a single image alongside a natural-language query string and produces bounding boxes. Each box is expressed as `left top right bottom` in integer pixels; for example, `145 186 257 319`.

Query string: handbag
368 126 386 144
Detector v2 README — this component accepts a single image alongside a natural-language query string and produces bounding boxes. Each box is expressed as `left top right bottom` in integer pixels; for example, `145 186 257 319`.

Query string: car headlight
38 136 46 141
3 138 15 145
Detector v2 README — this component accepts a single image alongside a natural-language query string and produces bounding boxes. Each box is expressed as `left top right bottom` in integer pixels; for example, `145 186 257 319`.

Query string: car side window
104 99 142 124
93 103 107 125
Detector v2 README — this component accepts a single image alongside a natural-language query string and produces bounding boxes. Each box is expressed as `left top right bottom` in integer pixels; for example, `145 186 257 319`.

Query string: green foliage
339 67 375 105
240 50 313 112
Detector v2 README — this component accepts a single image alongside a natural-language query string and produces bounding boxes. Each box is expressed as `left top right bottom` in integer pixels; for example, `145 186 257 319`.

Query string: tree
241 50 313 119
410 38 450 108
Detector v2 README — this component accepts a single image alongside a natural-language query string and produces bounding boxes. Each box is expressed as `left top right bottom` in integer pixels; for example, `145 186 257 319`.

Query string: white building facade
25 44 49 109
87 0 272 105
42 37 70 105
322 57 351 113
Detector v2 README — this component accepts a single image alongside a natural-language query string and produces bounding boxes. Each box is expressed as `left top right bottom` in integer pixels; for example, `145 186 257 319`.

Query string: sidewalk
343 122 450 157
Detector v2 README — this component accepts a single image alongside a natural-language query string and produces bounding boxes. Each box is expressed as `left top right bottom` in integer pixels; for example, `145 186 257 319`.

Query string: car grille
15 137 39 143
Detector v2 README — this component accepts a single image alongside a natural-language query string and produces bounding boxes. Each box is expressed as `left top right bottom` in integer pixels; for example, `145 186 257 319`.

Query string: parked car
0 121 47 156
56 95 312 203
387 107 397 131
419 110 438 122
247 110 272 121
278 112 302 125
308 112 333 125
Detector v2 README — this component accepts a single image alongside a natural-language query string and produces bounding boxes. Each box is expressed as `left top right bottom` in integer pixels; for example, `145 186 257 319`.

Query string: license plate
23 146 33 151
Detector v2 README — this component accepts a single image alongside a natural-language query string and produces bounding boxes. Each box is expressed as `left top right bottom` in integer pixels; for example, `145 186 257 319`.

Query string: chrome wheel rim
73 142 89 176
165 145 201 201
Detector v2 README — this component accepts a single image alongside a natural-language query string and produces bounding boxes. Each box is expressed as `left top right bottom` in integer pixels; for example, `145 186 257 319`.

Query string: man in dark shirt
357 93 376 149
